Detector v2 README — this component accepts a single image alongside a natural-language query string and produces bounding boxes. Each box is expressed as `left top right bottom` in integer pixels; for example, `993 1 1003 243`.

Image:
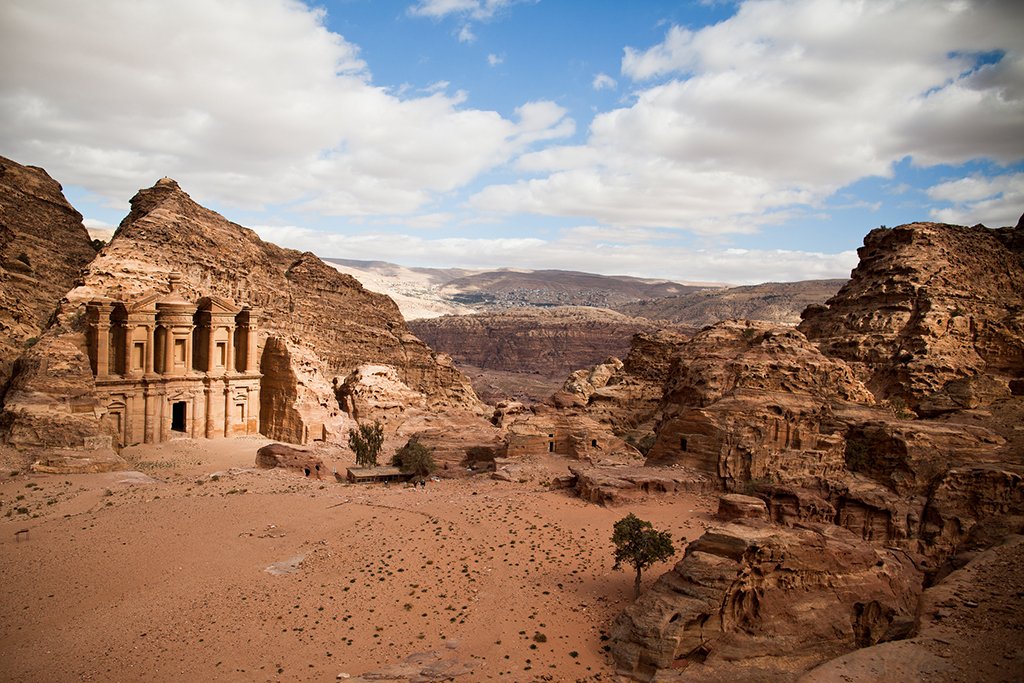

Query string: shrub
391 437 436 478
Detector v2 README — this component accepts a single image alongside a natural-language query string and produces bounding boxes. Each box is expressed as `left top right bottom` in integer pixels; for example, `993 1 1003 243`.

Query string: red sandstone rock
255 443 325 477
611 520 923 681
0 156 97 394
799 221 1024 409
715 493 768 521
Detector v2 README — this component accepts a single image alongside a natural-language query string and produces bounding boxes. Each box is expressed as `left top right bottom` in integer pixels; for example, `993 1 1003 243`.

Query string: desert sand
0 438 714 682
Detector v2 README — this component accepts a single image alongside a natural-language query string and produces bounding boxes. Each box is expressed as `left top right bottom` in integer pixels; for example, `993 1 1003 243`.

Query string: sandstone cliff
408 307 671 379
0 156 97 395
799 221 1024 409
0 174 484 464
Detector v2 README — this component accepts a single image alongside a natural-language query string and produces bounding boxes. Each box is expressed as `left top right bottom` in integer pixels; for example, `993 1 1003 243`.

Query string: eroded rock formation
0 156 97 395
607 219 1024 682
799 221 1024 409
611 520 922 681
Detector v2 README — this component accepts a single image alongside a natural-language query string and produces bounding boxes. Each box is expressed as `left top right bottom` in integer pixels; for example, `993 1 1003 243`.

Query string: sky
2 0 1023 284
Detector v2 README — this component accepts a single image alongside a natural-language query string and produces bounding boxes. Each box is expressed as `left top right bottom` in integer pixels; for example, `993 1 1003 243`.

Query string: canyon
1 155 1022 682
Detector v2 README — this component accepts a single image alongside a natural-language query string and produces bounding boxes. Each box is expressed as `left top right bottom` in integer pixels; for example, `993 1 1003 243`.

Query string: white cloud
0 0 572 217
408 0 521 22
592 72 617 91
487 53 504 67
473 0 1024 232
926 172 1024 227
457 24 476 43
252 223 859 284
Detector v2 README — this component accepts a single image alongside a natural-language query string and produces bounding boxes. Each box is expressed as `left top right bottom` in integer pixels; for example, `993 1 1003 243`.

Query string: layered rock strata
799 221 1024 409
0 156 97 394
408 307 668 379
611 520 922 681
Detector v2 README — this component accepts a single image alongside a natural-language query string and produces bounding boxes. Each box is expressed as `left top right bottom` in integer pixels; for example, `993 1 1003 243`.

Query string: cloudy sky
2 0 1022 284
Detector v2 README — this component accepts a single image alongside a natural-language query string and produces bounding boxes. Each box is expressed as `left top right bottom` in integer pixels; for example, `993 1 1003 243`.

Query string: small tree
348 420 384 467
392 437 436 479
612 513 676 599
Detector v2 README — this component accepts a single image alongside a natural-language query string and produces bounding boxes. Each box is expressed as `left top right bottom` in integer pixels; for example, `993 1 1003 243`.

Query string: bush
392 437 436 478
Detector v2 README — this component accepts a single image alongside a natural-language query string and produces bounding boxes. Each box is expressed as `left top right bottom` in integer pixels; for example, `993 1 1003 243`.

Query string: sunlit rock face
798 221 1024 410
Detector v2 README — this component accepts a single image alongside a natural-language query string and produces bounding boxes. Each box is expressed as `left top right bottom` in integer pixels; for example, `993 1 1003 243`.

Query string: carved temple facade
86 273 262 446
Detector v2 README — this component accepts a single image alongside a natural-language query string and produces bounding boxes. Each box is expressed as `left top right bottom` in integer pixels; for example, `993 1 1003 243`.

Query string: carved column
207 324 217 373
122 323 136 378
223 383 232 437
245 321 258 374
144 325 155 375
163 327 174 376
205 383 215 439
184 325 194 374
226 325 236 374
92 302 113 378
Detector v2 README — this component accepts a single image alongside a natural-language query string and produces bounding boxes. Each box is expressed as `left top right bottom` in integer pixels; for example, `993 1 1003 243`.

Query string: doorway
171 401 187 433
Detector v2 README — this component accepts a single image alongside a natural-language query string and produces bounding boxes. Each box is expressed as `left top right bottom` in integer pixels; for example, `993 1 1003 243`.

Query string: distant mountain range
323 257 845 327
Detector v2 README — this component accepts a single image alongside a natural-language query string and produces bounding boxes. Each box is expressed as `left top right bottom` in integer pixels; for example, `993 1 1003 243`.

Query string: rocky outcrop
801 534 1024 683
0 156 97 395
255 443 325 476
799 221 1024 409
570 464 715 506
611 520 923 681
566 330 690 446
0 173 485 464
645 321 874 490
408 307 669 379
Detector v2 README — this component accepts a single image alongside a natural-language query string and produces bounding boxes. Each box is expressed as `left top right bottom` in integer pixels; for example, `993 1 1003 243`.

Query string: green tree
391 437 436 479
612 513 676 598
348 420 384 467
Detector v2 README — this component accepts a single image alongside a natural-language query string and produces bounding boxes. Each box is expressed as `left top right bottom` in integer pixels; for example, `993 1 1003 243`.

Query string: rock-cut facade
86 272 261 445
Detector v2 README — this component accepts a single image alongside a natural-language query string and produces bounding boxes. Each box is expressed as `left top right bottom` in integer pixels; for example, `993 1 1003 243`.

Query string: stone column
184 326 194 373
144 325 155 376
226 325 236 374
122 324 136 378
163 328 174 376
191 392 201 438
223 383 232 437
207 324 217 373
93 303 113 378
205 383 215 438
246 324 258 374
158 391 168 443
143 385 154 443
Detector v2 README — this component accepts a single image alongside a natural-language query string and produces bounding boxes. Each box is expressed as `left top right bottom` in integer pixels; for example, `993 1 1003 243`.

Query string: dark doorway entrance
171 401 187 433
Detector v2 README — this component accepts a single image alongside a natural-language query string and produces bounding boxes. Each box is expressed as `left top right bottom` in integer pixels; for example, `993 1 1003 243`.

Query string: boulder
715 494 768 521
255 443 325 477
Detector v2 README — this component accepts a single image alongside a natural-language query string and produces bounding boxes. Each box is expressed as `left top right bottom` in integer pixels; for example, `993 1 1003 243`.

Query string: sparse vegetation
391 437 436 478
612 513 676 598
349 419 384 467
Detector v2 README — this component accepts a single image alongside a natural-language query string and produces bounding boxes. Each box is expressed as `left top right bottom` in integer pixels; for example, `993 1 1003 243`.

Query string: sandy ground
0 438 715 682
